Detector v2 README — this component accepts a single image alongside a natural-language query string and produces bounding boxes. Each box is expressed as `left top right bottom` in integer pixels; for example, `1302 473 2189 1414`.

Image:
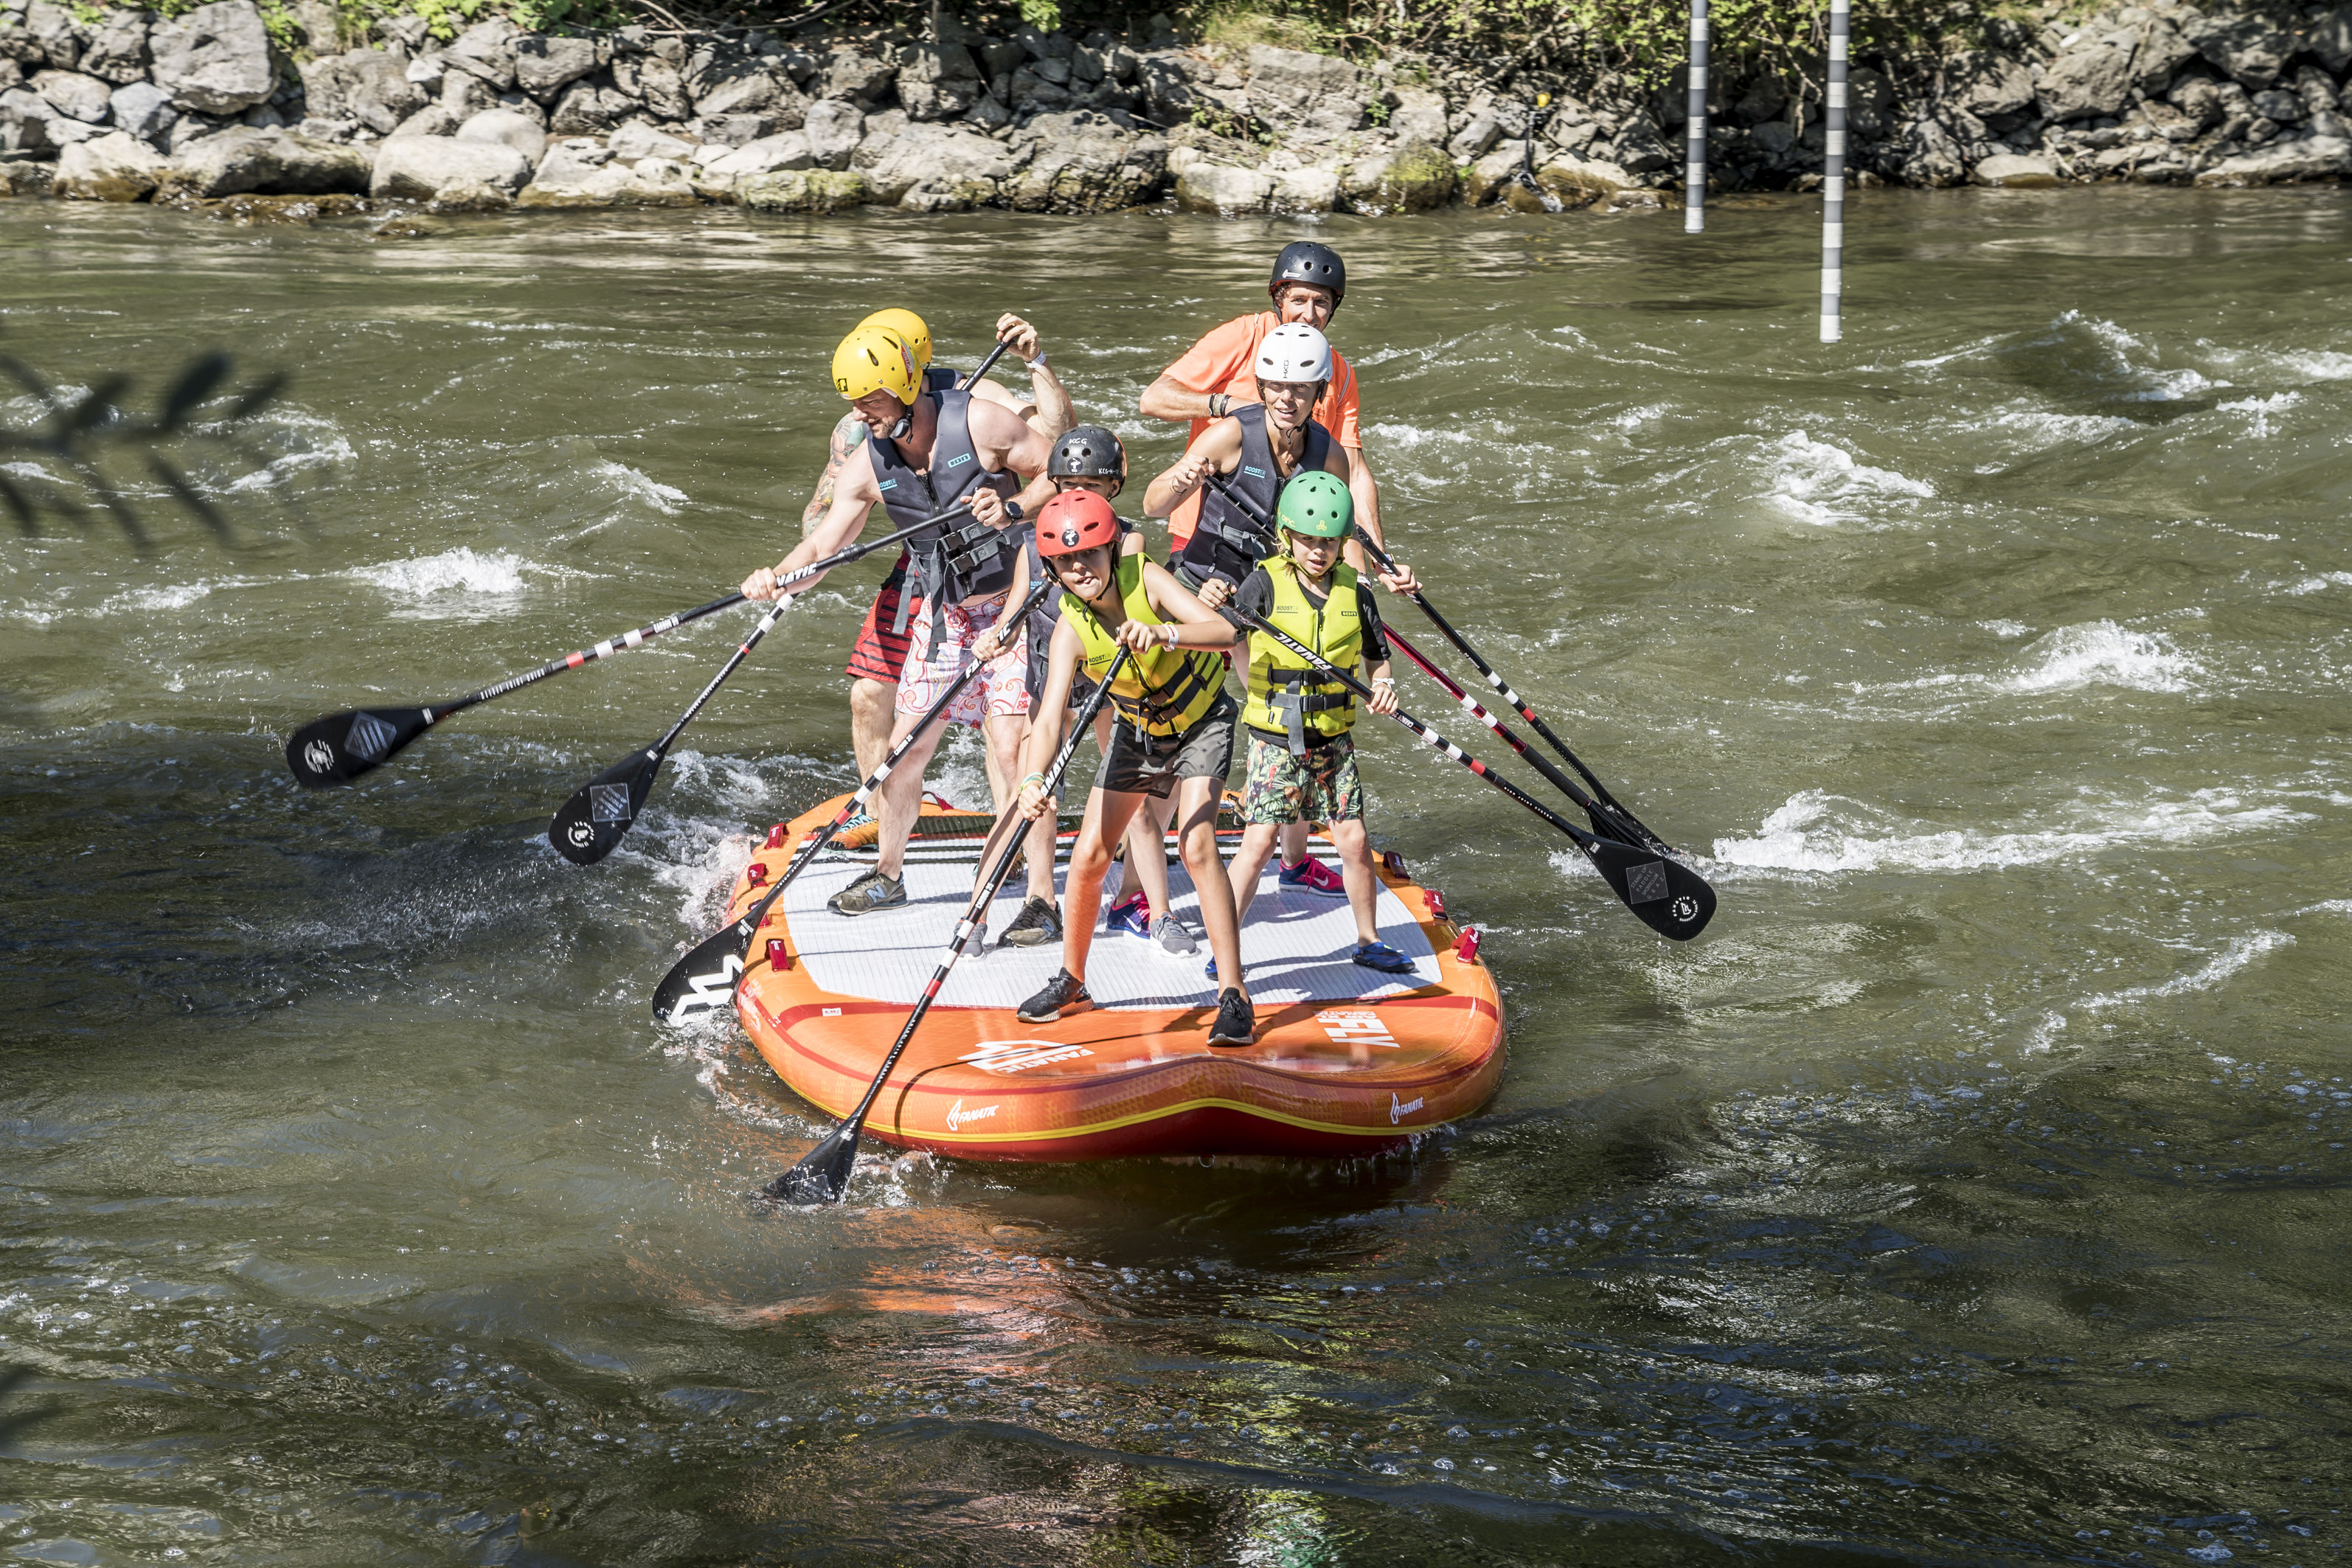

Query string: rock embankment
5 0 2351 220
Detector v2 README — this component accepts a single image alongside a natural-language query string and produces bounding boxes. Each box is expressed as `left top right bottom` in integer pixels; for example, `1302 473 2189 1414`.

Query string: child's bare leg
1328 817 1379 947
1228 822 1283 929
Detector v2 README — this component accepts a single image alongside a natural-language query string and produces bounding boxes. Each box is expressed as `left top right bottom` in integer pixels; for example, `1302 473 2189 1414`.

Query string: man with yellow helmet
743 316 1058 917
796 308 1072 789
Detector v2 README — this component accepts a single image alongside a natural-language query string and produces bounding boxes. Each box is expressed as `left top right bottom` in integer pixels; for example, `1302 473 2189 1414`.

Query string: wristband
1020 771 1045 791
1209 392 1229 418
1025 351 1048 369
1161 622 1179 648
1371 676 1395 687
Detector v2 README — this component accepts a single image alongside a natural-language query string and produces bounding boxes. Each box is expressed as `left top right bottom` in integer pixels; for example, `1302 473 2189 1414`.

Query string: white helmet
1254 322 1333 387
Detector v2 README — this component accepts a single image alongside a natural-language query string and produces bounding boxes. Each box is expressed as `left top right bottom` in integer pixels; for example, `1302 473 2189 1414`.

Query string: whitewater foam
1760 431 1933 528
2081 932 2293 1010
350 547 533 609
1709 787 2304 877
2007 621 2201 694
592 459 687 515
2220 392 2300 439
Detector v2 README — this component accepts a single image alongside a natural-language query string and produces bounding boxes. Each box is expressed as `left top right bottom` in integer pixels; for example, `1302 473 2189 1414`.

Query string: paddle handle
835 645 1131 1139
1388 625 1614 825
957 336 1013 391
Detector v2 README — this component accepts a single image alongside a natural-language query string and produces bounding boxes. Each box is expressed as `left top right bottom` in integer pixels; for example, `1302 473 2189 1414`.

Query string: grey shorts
1094 692 1237 799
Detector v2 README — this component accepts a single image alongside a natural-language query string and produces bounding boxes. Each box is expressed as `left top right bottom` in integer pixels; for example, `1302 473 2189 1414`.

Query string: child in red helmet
1010 490 1259 1047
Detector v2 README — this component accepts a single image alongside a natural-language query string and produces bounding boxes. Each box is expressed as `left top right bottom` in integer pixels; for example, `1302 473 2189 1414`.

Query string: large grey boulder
693 61 784 118
1971 151 2059 187
299 48 425 136
823 47 895 104
441 19 519 92
55 128 167 198
1388 86 1447 145
2195 132 2352 183
612 53 688 119
852 119 1017 206
1 83 100 152
1175 158 1271 213
0 159 58 195
161 125 370 196
1891 116 1966 186
32 67 111 122
2038 38 2134 122
370 133 529 198
20 3 83 71
513 35 597 103
1337 139 1454 214
387 103 459 139
2309 7 2352 77
803 97 861 167
2131 21 2197 97
606 119 693 162
699 129 809 179
897 40 979 121
518 154 695 207
738 166 867 213
548 80 629 133
531 137 608 187
149 0 274 115
78 9 150 86
2182 13 2287 90
457 105 544 162
1243 44 1364 136
109 80 178 144
1945 50 2034 122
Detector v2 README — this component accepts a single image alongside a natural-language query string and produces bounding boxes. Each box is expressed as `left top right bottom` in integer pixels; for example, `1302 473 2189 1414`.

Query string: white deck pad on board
783 838 1439 1011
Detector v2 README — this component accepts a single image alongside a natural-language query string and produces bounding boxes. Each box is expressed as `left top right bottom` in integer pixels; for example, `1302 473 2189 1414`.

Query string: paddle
763 646 1131 1206
1203 470 1676 858
650 576 1056 1025
1386 625 1640 844
284 507 973 791
1224 603 1714 941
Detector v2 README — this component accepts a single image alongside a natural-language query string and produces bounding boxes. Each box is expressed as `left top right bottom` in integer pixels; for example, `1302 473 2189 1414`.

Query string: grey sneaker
1018 968 1092 1023
827 868 906 916
998 895 1064 948
1153 914 1199 956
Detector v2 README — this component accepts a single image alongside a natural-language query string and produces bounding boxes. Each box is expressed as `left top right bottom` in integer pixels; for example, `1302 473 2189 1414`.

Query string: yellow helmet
831 325 921 405
857 308 932 372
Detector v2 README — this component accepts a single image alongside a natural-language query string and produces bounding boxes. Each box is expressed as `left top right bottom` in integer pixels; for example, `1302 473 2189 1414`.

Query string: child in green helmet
1221 469 1415 975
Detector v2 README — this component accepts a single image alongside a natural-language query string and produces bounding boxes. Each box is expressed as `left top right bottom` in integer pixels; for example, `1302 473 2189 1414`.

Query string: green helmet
1276 470 1353 538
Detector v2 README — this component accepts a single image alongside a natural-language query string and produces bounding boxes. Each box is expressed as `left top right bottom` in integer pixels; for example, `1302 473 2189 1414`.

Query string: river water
2 187 2348 1564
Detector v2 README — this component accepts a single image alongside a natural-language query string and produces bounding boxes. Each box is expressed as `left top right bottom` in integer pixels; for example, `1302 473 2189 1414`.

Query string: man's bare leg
850 676 897 782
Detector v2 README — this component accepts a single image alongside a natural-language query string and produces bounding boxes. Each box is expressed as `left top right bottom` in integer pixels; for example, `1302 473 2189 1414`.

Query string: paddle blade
651 917 756 1025
1583 837 1717 941
764 1121 861 1205
284 707 432 787
549 748 660 866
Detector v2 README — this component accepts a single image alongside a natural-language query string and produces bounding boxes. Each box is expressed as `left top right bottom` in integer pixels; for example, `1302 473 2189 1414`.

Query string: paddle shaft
807 648 1131 1172
1224 603 1612 854
1387 625 1620 827
715 577 1056 964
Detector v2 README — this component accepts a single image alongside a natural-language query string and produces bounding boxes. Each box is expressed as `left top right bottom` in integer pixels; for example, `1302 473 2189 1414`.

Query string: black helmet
1269 240 1345 308
1049 424 1125 484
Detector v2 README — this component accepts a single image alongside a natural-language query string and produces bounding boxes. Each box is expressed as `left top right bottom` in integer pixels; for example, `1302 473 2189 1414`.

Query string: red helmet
1036 489 1120 558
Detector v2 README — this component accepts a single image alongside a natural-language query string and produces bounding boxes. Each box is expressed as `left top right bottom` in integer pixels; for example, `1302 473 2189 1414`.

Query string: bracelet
1371 676 1395 687
1209 392 1229 418
1160 622 1179 648
1020 772 1045 791
1025 351 1048 369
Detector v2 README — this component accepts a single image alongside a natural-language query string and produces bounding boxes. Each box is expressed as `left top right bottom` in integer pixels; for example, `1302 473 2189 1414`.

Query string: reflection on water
2 187 2350 1563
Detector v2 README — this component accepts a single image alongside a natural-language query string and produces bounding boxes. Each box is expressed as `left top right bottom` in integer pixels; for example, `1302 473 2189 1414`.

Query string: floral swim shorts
1240 729 1363 825
893 590 1030 727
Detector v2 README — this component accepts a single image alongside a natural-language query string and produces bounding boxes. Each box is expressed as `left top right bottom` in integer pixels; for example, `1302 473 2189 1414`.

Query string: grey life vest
1179 402 1333 587
868 385 1019 640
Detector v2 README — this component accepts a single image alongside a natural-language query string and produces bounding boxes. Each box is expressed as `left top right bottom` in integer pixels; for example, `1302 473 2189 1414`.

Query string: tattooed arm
800 413 870 538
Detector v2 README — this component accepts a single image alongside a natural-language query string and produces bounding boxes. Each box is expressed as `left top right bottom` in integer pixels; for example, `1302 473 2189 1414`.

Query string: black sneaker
1208 988 1255 1047
997 895 1064 948
1017 968 1092 1024
827 868 906 916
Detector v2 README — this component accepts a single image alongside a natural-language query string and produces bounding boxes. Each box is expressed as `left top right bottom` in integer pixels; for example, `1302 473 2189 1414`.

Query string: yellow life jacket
1243 557 1362 757
1061 555 1225 738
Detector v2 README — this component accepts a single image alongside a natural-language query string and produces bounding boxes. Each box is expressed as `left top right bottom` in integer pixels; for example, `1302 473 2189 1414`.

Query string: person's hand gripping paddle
762 648 1131 1207
650 577 1055 1025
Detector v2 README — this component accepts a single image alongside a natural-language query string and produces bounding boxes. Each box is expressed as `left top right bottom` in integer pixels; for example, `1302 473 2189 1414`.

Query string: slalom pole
1686 0 1709 233
1821 0 1849 342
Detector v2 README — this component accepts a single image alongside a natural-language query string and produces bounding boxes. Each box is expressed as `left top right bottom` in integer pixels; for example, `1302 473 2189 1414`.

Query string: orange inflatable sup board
726 794 1506 1162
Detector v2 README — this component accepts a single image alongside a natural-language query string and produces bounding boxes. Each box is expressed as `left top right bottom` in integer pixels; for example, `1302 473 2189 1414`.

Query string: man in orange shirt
1138 241 1387 559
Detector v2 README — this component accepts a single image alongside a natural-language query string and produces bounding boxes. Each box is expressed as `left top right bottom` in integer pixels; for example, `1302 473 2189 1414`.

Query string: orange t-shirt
1159 311 1362 546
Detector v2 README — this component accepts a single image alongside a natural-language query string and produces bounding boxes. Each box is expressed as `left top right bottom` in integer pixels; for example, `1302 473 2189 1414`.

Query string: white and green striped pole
1819 0 1849 341
1685 0 1708 232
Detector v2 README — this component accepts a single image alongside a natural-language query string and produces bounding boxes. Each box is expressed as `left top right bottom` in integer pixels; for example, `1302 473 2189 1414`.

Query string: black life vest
868 385 1019 639
1177 402 1333 587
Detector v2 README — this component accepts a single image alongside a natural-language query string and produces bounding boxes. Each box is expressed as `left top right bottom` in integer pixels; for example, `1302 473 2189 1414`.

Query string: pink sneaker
1278 855 1347 898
